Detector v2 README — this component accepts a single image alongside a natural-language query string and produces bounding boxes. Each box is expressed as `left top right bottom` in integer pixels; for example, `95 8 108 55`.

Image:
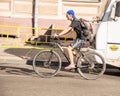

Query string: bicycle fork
43 50 54 67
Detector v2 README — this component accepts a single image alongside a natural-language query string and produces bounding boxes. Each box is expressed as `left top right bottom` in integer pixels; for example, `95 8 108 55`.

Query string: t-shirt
69 18 85 40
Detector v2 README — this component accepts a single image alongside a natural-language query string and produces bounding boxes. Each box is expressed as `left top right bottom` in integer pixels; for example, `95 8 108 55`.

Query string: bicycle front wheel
77 51 106 80
33 50 61 78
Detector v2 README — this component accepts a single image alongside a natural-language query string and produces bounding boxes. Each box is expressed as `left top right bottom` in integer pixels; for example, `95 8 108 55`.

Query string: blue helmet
67 10 76 18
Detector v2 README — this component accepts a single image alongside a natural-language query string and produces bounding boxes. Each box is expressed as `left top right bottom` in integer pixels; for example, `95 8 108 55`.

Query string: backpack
79 18 93 41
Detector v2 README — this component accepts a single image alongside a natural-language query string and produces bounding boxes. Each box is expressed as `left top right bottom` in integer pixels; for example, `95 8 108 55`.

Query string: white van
94 0 120 67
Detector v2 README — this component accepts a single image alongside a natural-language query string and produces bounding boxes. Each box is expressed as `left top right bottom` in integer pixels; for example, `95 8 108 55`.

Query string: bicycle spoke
33 50 61 78
77 51 106 80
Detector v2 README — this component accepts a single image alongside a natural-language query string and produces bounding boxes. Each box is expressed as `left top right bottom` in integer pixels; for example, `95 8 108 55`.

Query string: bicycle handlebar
51 36 68 47
51 36 61 42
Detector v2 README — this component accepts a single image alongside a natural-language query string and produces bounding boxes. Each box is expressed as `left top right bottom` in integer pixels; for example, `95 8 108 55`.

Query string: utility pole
32 0 39 35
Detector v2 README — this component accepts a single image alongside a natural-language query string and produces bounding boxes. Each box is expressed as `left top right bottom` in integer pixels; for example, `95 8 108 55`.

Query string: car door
106 21 120 59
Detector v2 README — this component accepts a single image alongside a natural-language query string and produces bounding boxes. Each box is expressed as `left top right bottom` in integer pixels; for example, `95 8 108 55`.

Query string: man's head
66 10 76 21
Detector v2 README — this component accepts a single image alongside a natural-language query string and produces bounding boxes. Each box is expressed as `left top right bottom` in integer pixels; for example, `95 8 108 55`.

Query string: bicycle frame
55 43 71 64
52 42 87 69
51 37 85 65
33 38 106 80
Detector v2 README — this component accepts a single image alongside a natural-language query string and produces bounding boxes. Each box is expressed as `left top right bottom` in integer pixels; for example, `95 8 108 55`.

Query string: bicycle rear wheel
77 51 106 80
33 50 61 78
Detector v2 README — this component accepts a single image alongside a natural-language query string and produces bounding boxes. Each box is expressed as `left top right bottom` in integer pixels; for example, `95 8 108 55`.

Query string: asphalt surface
0 63 120 96
0 47 120 96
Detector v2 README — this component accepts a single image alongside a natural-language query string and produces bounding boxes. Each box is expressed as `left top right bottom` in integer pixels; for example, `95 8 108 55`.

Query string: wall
0 0 102 26
0 0 103 41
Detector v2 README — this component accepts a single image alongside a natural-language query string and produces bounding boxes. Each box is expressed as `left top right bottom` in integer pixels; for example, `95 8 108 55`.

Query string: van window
115 1 120 17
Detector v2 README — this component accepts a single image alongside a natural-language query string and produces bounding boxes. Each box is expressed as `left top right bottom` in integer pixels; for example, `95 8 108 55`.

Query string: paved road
0 63 120 96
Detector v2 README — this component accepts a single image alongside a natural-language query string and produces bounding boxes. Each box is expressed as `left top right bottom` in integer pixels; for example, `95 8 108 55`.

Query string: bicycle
33 37 106 80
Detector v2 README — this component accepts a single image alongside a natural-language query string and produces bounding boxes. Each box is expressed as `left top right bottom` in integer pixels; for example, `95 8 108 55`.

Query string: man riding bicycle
54 10 86 70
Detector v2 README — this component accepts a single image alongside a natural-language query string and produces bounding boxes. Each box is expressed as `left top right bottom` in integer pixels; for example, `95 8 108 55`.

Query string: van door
106 21 120 60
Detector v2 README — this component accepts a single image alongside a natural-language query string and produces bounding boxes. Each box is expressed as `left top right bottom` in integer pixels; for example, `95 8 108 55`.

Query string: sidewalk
0 47 69 67
0 36 69 65
0 48 29 64
0 36 71 65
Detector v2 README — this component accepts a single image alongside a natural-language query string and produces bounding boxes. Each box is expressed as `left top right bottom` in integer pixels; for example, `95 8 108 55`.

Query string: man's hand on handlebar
53 33 59 38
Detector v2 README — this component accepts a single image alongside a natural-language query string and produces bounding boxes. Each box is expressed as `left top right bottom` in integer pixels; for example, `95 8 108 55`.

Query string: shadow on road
0 65 36 77
0 64 80 79
2 48 120 78
105 65 120 76
4 48 39 60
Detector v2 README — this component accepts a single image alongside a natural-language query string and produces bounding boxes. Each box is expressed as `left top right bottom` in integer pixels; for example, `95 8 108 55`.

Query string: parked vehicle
93 0 120 68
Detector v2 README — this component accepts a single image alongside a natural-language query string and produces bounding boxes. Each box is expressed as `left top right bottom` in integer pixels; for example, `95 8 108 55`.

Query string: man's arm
58 27 72 36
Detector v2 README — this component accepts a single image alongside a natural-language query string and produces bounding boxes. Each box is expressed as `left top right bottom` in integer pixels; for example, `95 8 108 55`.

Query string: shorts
70 38 85 49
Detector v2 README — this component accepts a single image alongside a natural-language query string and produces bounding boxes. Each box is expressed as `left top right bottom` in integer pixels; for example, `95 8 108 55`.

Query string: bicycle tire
33 50 61 78
77 51 106 80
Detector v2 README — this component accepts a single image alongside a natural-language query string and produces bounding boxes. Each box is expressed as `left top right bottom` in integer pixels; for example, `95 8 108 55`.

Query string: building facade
0 0 109 41
0 0 101 19
0 0 104 27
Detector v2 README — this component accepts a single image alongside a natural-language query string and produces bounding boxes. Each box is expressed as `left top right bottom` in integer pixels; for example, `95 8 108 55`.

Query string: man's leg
72 49 76 56
65 46 75 69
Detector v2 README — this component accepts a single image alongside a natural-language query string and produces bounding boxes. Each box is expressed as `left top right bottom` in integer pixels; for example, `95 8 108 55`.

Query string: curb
0 48 28 65
0 55 27 65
